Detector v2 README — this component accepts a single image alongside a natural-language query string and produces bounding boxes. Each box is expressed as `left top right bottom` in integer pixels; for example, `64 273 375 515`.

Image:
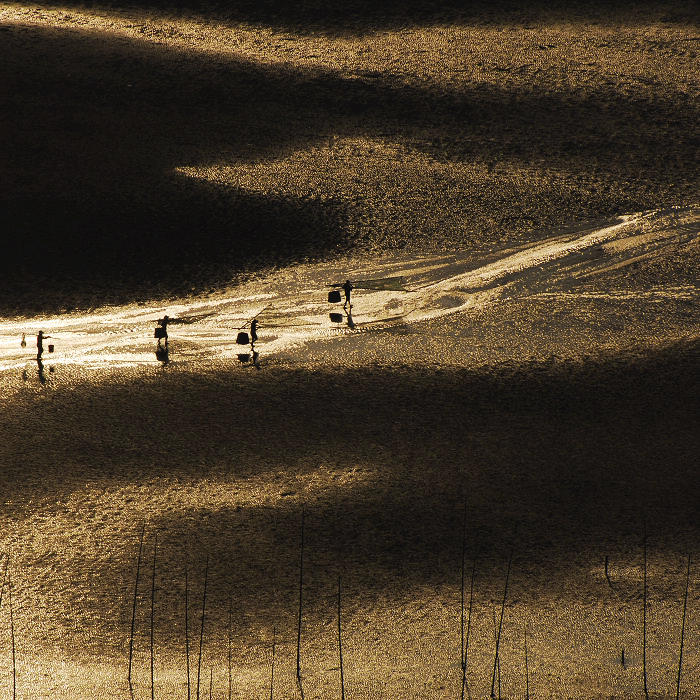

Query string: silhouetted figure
155 315 170 348
20 333 26 348
342 280 353 307
155 314 191 349
250 318 259 344
36 330 51 360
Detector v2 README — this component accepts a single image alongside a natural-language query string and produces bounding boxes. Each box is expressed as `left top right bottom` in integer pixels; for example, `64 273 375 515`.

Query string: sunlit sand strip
0 207 697 373
528 286 700 301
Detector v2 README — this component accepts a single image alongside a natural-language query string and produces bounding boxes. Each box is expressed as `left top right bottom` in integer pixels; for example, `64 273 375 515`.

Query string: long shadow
2 341 698 653
2 24 697 313
29 0 700 33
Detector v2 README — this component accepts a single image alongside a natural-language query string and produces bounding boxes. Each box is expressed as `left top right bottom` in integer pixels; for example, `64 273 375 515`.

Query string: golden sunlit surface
1 1 699 698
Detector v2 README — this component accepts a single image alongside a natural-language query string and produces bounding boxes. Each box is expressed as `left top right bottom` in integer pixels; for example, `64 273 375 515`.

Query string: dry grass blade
338 575 346 700
296 510 305 699
676 554 691 700
185 562 191 700
151 533 158 700
491 551 513 699
129 524 146 699
197 555 209 700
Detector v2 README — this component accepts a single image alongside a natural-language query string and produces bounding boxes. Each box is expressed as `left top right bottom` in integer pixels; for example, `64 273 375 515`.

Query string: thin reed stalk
9 570 16 700
129 524 146 698
338 576 345 700
492 609 501 700
524 627 529 700
676 554 691 700
491 551 513 699
151 533 157 700
460 502 476 700
228 592 233 700
209 668 213 700
270 626 276 700
643 522 649 700
0 554 9 606
197 555 209 700
296 510 305 698
460 500 467 671
185 562 191 700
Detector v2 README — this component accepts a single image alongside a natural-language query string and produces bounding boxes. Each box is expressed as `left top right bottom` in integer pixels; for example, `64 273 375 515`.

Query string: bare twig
151 533 157 700
491 551 513 699
338 576 345 700
676 554 691 700
129 524 146 698
197 555 210 700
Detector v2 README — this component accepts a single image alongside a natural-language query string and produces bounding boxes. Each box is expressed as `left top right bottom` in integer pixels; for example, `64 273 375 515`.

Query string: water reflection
155 344 170 365
329 307 355 329
22 356 55 384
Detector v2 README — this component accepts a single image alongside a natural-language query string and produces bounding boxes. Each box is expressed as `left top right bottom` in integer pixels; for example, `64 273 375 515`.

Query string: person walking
342 280 353 307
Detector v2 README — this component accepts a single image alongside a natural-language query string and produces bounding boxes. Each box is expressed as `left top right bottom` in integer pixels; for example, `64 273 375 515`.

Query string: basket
154 327 166 339
328 290 341 303
236 332 250 345
48 344 54 353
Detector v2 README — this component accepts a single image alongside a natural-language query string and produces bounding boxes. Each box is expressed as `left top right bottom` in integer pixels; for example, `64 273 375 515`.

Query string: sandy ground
1 2 698 313
0 208 699 698
1 2 699 697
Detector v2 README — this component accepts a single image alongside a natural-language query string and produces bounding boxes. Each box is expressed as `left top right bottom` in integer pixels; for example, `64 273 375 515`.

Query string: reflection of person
252 349 261 370
37 357 46 384
155 344 169 365
345 308 355 330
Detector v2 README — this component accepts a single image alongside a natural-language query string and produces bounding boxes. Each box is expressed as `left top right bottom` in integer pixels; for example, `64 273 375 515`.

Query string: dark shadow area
31 0 700 33
1 24 697 313
2 341 698 651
